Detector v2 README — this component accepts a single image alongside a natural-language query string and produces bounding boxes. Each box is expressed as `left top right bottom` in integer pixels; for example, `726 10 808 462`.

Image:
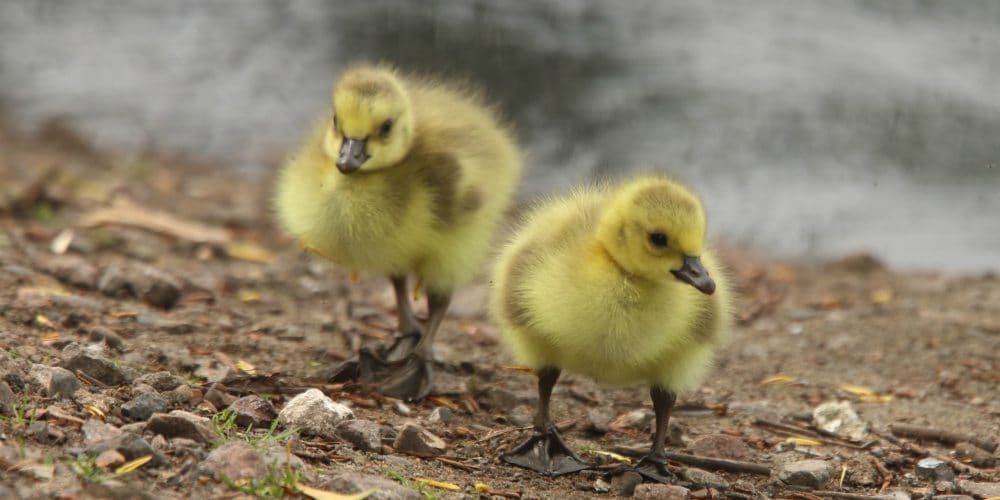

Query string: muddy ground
0 122 998 499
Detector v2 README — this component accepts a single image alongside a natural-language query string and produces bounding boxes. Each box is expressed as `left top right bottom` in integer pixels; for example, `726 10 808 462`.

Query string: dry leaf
760 374 795 385
238 290 261 303
295 483 374 500
584 449 632 464
839 383 894 402
81 196 229 244
86 404 106 419
784 437 822 447
40 332 61 342
502 365 534 373
429 397 459 411
225 242 274 264
413 478 461 491
114 455 152 475
870 287 893 305
235 359 257 376
474 483 491 493
35 314 53 326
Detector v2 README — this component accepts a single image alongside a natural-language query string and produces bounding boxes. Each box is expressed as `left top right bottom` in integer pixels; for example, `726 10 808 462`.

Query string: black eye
379 119 393 138
648 232 668 248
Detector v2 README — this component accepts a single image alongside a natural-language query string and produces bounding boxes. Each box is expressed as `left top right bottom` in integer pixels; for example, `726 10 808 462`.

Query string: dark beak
671 255 716 295
336 137 369 174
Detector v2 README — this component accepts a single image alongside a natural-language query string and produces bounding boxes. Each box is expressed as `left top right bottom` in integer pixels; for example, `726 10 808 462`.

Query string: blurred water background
1 0 998 271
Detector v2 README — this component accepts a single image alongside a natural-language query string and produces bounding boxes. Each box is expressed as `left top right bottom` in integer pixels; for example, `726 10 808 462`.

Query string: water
2 0 998 271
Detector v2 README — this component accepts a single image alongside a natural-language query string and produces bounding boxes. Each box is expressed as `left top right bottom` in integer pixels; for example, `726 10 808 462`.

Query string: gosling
275 64 522 400
489 176 731 481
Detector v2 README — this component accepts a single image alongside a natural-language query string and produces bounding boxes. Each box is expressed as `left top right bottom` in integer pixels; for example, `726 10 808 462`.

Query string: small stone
162 384 195 406
611 471 643 497
931 495 972 500
613 408 655 431
427 406 457 424
204 384 237 409
935 481 957 493
587 407 615 434
392 400 411 416
593 478 611 493
319 471 421 500
812 401 868 440
393 423 447 457
29 364 80 399
382 455 411 468
688 434 750 461
228 395 277 428
0 381 16 414
133 371 184 392
844 455 880 487
146 410 214 443
86 432 165 466
96 265 134 298
278 388 353 438
682 467 730 490
916 457 955 482
953 442 996 468
779 459 835 489
82 419 123 446
40 255 98 289
956 479 1000 498
201 441 269 480
634 483 691 499
136 312 196 334
336 419 381 452
134 264 183 309
61 346 128 386
121 392 169 421
95 449 126 468
88 327 124 351
475 386 519 410
879 489 911 500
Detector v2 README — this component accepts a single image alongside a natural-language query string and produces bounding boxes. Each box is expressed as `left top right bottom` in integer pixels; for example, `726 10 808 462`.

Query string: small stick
753 419 867 449
435 456 480 472
889 423 998 453
601 448 772 475
477 419 576 443
789 492 824 500
871 456 892 493
812 491 887 499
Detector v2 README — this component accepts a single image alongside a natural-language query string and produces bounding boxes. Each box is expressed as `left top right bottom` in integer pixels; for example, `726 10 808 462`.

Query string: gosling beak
671 255 716 295
336 137 369 174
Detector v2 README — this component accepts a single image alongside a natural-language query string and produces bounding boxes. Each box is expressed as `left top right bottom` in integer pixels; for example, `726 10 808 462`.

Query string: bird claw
502 426 589 476
376 354 433 401
632 455 676 484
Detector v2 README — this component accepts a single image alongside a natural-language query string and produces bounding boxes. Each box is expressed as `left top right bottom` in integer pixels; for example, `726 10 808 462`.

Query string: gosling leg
633 386 678 483
377 290 450 401
502 367 589 475
382 275 424 361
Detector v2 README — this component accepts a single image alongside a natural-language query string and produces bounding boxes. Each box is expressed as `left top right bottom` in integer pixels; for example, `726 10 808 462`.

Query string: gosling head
324 66 416 174
599 178 716 294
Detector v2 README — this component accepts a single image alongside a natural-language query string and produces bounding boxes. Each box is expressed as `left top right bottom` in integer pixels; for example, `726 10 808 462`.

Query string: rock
0 381 16 414
475 386 519 410
812 401 868 440
61 345 128 386
88 327 124 351
146 410 214 443
954 442 996 468
29 364 80 399
82 419 123 447
682 467 730 490
121 392 169 421
134 264 183 309
96 265 134 298
133 371 184 392
634 483 691 499
879 489 912 500
957 479 1000 498
39 254 98 289
688 434 750 461
392 400 411 416
319 471 422 500
28 421 64 443
916 457 955 482
587 407 615 434
136 312 196 334
336 419 382 452
162 384 195 406
427 407 456 424
593 478 611 493
612 408 655 431
95 449 126 468
844 455 880 487
86 432 165 466
393 423 447 457
204 383 237 409
611 471 643 497
779 459 835 489
278 388 353 438
229 395 277 428
201 441 269 480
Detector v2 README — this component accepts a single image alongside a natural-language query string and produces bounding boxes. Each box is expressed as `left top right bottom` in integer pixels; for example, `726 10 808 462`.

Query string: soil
0 122 998 499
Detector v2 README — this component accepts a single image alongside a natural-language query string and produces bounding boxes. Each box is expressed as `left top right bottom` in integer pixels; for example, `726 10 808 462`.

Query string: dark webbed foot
375 353 433 401
633 455 676 483
502 423 589 476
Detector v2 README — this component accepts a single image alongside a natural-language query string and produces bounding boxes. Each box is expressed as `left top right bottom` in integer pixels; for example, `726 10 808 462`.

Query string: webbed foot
376 353 434 401
632 455 676 483
502 424 589 476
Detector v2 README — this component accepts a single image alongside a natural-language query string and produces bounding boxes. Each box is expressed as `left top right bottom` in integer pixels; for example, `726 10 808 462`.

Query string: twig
79 195 230 244
476 425 532 443
74 369 108 388
753 419 867 449
889 423 998 453
812 491 887 499
610 445 771 476
871 456 892 493
788 492 824 500
435 456 481 472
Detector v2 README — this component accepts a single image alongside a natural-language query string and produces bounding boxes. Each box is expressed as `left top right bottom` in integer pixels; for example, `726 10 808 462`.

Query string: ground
0 122 997 499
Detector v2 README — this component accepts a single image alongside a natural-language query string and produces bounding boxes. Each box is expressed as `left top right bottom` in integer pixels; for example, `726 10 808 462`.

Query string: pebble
812 401 868 440
318 471 422 500
200 440 269 480
778 459 835 489
95 449 126 468
688 434 750 461
146 410 214 443
162 384 196 406
586 407 616 434
277 388 354 438
121 392 169 421
593 478 611 493
844 455 880 487
682 467 730 490
634 483 691 499
0 381 17 412
82 419 123 446
475 386 519 410
135 312 196 334
953 442 996 468
204 383 237 409
133 371 184 392
29 364 80 399
39 254 98 289
610 471 643 497
133 263 183 309
916 457 955 482
393 422 447 457
957 479 1000 498
96 265 134 298
86 432 165 466
61 344 129 386
613 408 655 431
228 395 277 428
427 406 457 424
87 327 124 351
335 419 382 452
931 496 973 500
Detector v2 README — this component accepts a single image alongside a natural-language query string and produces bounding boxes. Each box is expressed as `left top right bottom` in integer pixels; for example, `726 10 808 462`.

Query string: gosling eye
648 232 668 248
379 119 394 138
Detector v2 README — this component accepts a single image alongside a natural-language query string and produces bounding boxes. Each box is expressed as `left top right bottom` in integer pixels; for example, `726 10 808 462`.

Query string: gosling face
323 67 416 174
605 182 716 294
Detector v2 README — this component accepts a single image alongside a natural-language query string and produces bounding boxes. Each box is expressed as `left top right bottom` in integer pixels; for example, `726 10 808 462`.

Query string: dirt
0 122 998 499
